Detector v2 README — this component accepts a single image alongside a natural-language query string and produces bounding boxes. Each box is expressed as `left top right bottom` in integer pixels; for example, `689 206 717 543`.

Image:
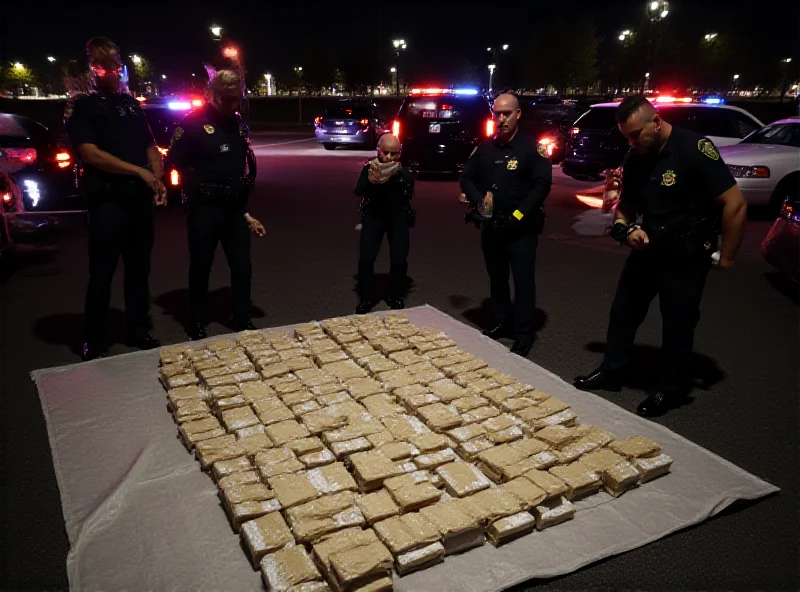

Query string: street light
704 33 717 41
782 58 792 63
733 74 740 80
264 73 273 96
47 56 56 63
13 62 24 71
131 54 142 65
618 30 633 41
211 25 222 39
486 44 509 91
390 67 396 73
502 44 509 51
488 64 496 94
161 74 167 80
392 38 407 96
646 0 669 21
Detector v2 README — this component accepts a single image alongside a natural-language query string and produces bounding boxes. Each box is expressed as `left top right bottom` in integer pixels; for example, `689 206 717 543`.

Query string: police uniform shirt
354 163 414 216
65 92 155 179
460 130 552 219
168 106 249 183
620 126 736 223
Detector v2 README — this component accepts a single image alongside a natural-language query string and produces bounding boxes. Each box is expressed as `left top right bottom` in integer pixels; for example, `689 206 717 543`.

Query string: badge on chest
506 158 519 170
220 143 230 153
661 169 676 187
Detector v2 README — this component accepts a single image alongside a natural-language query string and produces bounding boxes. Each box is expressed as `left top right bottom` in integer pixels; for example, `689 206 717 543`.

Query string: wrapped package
241 511 295 567
261 546 321 592
486 511 536 546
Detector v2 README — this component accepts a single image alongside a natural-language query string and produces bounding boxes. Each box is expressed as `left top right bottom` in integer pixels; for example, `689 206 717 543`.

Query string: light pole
264 73 272 96
617 30 633 95
645 1 669 87
486 44 509 92
393 39 407 96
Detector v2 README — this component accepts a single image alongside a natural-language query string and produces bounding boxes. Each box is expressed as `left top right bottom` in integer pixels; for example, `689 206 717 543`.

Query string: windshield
741 122 800 147
574 107 616 129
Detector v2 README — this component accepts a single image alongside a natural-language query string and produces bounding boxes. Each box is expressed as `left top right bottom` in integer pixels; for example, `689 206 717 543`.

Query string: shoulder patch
698 138 719 160
169 126 184 149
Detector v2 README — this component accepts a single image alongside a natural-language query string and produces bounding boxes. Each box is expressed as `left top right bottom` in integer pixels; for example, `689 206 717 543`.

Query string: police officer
460 93 552 357
65 37 166 361
354 133 414 314
574 96 747 417
168 69 263 340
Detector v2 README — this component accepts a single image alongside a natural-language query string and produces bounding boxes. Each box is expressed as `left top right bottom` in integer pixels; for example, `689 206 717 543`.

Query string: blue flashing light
702 97 724 105
168 101 192 110
453 89 479 96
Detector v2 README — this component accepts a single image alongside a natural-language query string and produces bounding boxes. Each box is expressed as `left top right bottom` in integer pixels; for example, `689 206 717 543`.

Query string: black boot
482 325 513 340
188 322 207 341
637 391 684 417
234 320 257 332
387 297 405 310
81 342 106 362
510 339 533 357
573 365 622 392
125 332 161 350
355 300 373 315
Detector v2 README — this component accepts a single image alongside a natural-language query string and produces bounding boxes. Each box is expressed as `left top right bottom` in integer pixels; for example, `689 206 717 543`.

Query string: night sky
2 0 797 85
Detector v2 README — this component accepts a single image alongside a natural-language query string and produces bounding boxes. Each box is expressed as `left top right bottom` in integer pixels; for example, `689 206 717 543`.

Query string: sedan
314 101 388 150
719 116 800 215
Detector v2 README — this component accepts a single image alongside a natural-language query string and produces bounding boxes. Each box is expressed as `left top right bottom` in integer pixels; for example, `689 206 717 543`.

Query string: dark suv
561 100 763 180
393 90 494 173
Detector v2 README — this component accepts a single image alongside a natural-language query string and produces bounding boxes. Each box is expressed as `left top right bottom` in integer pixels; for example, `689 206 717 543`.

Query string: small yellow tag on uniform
698 138 719 160
512 210 524 220
204 124 215 134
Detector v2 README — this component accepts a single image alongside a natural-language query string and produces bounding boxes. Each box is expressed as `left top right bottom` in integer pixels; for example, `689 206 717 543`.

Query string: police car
392 88 494 173
718 116 800 215
562 97 763 181
0 112 80 212
139 95 206 200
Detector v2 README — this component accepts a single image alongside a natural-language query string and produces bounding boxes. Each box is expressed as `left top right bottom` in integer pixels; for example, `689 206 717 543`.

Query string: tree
564 18 601 93
0 64 37 97
130 56 154 95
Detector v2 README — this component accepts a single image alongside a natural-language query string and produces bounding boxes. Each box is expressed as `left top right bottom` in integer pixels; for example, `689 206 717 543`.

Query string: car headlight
727 165 770 178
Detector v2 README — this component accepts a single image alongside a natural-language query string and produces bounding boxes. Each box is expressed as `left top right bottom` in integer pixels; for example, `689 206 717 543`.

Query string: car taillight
392 120 400 138
314 116 323 126
2 192 11 204
6 148 37 164
360 118 370 127
170 169 180 186
485 119 495 137
158 146 169 157
191 99 204 108
55 151 71 168
538 137 556 158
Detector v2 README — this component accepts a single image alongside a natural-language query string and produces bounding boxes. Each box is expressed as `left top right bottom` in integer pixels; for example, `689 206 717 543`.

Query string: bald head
492 93 521 141
377 133 401 163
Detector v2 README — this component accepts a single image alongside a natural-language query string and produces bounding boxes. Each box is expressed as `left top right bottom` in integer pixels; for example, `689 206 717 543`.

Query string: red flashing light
654 96 692 104
170 169 180 186
392 120 400 138
314 116 323 126
538 137 556 158
6 148 37 164
2 192 11 204
157 146 169 157
570 127 580 137
191 99 204 108
485 119 495 137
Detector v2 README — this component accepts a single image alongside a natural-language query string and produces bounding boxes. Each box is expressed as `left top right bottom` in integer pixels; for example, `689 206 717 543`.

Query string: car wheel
323 143 336 151
769 173 799 218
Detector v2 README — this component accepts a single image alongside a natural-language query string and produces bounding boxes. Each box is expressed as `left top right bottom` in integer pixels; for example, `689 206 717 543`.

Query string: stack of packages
159 314 673 591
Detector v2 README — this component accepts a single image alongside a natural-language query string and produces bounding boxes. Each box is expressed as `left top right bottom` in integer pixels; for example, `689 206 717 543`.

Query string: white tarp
31 305 778 592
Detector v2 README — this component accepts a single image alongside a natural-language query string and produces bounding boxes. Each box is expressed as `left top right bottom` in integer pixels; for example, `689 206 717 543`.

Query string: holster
185 180 248 213
644 214 718 259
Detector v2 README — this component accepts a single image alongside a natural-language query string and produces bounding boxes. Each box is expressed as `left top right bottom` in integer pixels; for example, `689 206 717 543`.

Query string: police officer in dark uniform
460 93 552 357
168 68 263 340
354 133 414 314
66 37 166 361
574 96 747 417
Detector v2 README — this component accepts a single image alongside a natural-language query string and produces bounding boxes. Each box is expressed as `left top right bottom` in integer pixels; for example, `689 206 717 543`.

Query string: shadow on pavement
0 245 61 286
458 296 548 338
350 273 417 304
763 271 799 305
153 287 266 331
32 308 128 357
584 342 726 392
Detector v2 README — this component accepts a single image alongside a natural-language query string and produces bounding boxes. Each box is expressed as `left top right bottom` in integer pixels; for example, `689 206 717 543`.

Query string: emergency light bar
654 96 693 104
410 88 479 96
702 97 724 105
168 101 193 110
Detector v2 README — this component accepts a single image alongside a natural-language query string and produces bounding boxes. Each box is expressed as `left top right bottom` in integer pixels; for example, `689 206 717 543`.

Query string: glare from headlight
23 179 41 206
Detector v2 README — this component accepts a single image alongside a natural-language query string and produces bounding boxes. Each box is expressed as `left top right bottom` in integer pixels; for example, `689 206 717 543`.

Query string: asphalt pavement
1 134 797 591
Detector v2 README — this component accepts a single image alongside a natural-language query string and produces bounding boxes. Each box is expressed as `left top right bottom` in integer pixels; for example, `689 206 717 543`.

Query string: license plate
429 123 441 134
332 128 347 134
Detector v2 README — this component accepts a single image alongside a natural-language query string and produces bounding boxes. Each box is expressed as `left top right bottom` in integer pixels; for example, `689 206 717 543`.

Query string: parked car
393 88 493 173
314 100 388 150
719 116 800 215
0 112 81 211
761 196 799 282
562 98 763 180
